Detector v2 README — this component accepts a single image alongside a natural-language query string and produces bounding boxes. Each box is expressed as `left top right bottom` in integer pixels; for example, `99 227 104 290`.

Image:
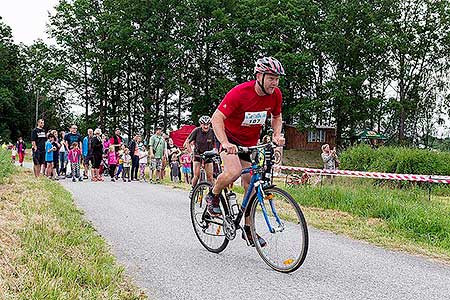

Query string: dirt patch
306 206 355 221
366 217 384 226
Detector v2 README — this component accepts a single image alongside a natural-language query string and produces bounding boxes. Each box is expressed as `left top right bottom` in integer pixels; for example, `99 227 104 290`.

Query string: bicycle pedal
241 230 255 247
204 213 222 221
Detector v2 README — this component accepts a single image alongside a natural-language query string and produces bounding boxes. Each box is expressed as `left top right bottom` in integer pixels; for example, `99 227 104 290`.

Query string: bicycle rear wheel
250 187 308 273
190 182 229 253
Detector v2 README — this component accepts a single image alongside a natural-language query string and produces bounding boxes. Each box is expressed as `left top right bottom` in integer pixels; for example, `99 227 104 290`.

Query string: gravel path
57 178 450 300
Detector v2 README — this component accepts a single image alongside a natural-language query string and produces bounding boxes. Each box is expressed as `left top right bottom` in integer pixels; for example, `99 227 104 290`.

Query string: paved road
58 179 450 300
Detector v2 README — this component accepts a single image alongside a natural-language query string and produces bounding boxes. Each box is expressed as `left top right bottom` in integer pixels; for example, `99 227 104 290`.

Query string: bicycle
190 151 217 184
190 143 308 273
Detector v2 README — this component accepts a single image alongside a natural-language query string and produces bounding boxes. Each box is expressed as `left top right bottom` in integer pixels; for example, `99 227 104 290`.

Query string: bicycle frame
230 162 283 234
197 153 218 183
192 143 308 272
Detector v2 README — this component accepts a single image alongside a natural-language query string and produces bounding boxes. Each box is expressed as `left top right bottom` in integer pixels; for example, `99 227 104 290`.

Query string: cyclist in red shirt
208 57 286 246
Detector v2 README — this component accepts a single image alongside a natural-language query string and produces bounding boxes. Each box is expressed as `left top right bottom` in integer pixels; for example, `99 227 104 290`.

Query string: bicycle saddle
202 149 218 159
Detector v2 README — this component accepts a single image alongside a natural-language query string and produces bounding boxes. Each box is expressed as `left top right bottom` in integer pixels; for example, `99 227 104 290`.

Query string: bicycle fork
256 184 284 234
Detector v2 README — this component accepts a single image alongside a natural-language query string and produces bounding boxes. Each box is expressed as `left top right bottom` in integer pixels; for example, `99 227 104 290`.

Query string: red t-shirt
217 80 282 146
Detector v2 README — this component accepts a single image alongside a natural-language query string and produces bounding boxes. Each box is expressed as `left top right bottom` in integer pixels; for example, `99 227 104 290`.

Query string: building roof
285 124 335 130
355 129 387 140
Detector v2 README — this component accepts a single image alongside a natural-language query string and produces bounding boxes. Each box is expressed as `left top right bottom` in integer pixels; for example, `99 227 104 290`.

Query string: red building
284 124 336 150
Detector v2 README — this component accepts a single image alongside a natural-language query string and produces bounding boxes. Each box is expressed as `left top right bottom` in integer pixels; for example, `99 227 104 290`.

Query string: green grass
282 149 322 168
285 177 450 257
0 148 16 182
0 171 146 299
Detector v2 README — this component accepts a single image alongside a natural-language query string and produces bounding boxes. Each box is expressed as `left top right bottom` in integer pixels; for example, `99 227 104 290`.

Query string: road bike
190 143 308 273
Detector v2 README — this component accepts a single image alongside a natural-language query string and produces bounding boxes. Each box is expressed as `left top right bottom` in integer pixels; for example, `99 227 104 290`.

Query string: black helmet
199 115 211 125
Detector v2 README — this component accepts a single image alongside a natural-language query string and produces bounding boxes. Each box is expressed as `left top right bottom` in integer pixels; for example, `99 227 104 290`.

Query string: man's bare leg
205 163 214 184
33 165 40 177
191 161 201 186
212 152 242 194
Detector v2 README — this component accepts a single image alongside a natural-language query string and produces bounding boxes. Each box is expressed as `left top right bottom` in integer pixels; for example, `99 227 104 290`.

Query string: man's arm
78 135 82 150
163 141 168 160
184 129 197 153
271 114 285 146
149 137 154 158
31 130 37 151
211 109 237 154
63 135 69 150
184 139 193 153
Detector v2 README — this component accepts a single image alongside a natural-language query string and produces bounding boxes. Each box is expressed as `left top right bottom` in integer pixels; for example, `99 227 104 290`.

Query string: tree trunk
126 71 132 137
177 83 182 128
84 60 89 122
398 53 406 143
99 72 106 130
154 87 160 130
163 91 168 131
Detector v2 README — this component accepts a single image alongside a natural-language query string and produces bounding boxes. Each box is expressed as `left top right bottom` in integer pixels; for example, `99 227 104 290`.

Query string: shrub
340 145 450 176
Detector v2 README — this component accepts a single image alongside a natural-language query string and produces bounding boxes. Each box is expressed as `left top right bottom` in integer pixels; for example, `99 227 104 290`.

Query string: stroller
99 154 109 177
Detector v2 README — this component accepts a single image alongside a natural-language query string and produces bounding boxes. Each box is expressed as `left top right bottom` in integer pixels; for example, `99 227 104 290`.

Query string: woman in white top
321 144 338 170
59 131 68 177
139 146 148 181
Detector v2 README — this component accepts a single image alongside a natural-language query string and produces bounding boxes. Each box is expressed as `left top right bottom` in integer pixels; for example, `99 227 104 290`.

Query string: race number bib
241 111 267 126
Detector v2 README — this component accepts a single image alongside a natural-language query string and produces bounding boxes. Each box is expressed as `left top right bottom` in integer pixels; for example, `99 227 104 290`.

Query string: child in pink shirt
107 145 117 181
68 142 82 182
180 151 192 184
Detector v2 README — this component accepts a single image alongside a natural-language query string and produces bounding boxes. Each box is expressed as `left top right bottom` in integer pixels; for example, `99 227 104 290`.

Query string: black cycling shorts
32 149 45 165
193 154 213 163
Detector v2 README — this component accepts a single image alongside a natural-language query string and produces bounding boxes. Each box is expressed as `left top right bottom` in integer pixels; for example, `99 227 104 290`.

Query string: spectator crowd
12 119 195 185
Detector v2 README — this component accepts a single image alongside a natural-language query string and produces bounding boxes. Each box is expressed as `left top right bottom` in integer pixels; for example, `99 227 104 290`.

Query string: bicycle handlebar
236 142 279 154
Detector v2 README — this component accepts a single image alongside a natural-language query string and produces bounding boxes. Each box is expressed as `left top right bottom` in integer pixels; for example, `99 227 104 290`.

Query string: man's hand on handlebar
272 135 285 146
222 142 238 155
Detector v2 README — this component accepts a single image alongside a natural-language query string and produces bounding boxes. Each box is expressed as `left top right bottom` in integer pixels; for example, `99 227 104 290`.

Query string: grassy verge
0 149 16 182
285 177 450 263
282 149 322 168
0 168 146 299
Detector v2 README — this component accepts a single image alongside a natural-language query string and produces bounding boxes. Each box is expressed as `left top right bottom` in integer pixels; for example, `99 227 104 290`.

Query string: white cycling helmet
254 56 285 76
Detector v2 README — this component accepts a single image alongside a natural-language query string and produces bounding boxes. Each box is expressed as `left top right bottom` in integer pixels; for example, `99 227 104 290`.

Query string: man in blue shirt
82 129 94 179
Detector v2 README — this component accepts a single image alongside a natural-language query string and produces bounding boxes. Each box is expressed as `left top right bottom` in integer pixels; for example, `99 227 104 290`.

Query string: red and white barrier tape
275 166 450 184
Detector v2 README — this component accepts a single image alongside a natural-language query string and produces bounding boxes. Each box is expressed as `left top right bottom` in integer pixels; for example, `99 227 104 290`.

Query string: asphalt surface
53 177 450 300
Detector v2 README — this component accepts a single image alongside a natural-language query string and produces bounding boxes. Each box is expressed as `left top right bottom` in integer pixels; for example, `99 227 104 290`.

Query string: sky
0 0 59 45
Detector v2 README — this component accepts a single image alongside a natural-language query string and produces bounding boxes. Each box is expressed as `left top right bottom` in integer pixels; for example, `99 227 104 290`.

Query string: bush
340 144 450 176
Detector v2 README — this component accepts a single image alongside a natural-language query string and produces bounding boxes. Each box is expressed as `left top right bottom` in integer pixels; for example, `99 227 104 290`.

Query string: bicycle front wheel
190 182 229 253
250 187 308 273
